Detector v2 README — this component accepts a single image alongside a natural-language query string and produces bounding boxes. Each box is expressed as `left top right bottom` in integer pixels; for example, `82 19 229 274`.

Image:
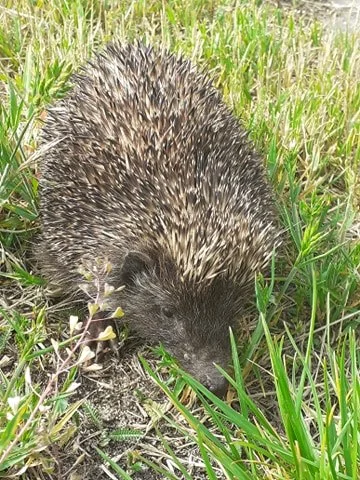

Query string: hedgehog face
114 250 242 397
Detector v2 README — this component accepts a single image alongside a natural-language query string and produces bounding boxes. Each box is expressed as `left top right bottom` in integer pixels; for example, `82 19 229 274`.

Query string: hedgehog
37 43 280 397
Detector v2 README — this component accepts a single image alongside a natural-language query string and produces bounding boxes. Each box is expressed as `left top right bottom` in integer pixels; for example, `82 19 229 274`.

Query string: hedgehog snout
202 374 229 398
189 364 229 398
181 351 230 398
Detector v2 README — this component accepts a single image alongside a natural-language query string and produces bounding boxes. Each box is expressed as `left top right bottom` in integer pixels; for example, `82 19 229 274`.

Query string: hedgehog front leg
84 312 119 361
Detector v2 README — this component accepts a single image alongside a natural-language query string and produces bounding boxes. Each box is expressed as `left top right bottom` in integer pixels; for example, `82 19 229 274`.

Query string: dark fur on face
106 250 245 395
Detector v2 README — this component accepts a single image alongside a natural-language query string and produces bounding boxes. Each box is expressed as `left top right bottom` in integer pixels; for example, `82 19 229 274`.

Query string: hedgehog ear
120 251 155 286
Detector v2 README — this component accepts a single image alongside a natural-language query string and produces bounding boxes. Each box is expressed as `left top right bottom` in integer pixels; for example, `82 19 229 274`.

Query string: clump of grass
0 0 359 478
0 260 121 477
0 307 82 476
139 325 359 479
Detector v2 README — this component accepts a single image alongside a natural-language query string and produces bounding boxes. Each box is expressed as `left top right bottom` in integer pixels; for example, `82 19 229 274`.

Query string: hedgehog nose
204 377 228 398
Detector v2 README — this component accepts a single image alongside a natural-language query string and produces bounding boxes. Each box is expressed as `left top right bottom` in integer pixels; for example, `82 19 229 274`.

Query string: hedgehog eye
161 306 175 319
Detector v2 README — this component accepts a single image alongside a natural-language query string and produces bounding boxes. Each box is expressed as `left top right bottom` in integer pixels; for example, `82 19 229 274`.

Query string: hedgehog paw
84 314 119 361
